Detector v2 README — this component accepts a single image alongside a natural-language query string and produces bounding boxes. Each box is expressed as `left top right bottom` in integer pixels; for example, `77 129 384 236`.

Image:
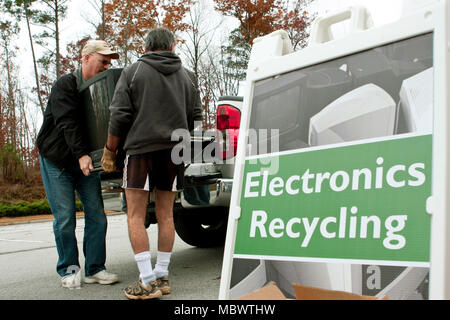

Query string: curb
0 211 125 227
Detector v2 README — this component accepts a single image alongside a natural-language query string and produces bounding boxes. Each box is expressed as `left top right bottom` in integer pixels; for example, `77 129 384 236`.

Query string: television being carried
78 68 124 172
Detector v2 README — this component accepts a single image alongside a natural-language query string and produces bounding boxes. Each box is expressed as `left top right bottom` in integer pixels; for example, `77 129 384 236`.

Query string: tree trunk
0 91 4 147
25 6 45 114
3 38 17 148
55 0 61 78
101 0 105 40
124 9 131 66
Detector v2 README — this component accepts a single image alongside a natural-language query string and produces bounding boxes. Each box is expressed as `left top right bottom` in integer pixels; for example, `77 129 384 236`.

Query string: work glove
101 146 118 172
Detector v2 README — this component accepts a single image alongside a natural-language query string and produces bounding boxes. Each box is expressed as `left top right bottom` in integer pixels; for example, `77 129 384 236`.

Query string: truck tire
174 204 228 248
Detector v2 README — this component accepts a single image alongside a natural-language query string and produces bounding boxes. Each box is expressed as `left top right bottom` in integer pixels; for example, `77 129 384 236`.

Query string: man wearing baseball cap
36 39 120 289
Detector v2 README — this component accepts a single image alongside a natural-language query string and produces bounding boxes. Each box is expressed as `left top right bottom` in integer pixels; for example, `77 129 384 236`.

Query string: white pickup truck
172 96 243 247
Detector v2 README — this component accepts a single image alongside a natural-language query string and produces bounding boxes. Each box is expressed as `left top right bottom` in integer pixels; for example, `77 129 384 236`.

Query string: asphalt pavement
0 194 225 300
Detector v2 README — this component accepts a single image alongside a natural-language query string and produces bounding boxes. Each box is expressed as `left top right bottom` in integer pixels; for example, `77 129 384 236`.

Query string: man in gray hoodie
101 27 202 300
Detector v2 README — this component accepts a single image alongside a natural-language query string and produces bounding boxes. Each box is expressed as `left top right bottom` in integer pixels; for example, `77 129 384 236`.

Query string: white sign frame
219 1 450 300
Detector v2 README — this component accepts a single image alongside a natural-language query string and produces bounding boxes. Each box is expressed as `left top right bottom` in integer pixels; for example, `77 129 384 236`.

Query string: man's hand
101 146 118 173
79 155 94 176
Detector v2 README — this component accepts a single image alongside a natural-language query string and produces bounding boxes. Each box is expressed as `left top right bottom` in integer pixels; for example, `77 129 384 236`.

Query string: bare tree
80 0 106 40
180 0 229 128
2 0 46 114
0 20 38 179
181 0 222 79
0 22 19 148
33 0 69 79
24 2 45 114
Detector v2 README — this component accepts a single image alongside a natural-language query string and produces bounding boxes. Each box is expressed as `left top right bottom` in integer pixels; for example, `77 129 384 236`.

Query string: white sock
153 251 172 278
134 251 156 286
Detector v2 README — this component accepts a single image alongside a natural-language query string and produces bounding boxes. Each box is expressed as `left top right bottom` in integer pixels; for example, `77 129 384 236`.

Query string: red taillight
216 104 241 160
217 104 240 130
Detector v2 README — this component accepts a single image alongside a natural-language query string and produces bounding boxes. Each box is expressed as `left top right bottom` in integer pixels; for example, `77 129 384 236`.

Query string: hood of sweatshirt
138 51 181 75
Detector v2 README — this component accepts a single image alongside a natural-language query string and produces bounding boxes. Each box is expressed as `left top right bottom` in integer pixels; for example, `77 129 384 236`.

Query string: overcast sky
311 0 403 24
16 0 417 128
59 0 406 49
19 0 408 83
22 0 408 64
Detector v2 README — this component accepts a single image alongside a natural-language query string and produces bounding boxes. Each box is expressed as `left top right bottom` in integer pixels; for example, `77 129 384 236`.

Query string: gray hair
144 27 175 52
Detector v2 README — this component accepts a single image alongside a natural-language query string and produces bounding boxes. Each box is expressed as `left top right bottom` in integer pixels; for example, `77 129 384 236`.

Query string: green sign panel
235 135 432 265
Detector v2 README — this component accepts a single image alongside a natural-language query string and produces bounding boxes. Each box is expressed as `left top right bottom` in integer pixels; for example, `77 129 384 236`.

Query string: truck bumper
181 178 233 208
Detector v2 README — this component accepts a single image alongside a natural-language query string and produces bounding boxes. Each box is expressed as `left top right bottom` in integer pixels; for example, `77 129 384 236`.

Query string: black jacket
36 71 89 170
108 51 202 155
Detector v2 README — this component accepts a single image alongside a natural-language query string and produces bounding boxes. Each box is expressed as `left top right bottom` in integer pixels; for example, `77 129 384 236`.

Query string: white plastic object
402 0 440 15
426 196 434 215
248 30 294 68
228 260 266 299
398 67 433 134
309 6 374 46
376 267 429 299
309 84 396 147
266 261 354 296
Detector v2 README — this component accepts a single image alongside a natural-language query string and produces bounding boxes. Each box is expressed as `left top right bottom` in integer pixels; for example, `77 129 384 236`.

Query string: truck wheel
174 204 228 248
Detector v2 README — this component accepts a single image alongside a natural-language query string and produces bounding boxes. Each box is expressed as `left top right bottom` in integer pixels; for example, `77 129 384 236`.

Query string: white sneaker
84 270 119 285
61 269 81 289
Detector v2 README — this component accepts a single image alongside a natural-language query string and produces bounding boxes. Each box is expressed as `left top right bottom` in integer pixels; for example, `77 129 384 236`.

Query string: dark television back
78 68 124 170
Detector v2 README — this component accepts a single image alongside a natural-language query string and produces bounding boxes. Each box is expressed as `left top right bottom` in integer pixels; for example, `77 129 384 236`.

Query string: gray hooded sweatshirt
108 51 202 155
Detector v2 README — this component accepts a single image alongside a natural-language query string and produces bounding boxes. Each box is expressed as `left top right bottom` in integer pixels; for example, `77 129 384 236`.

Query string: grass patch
0 200 83 218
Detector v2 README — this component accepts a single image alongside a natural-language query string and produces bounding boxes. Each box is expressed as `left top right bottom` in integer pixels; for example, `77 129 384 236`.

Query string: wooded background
0 0 315 202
